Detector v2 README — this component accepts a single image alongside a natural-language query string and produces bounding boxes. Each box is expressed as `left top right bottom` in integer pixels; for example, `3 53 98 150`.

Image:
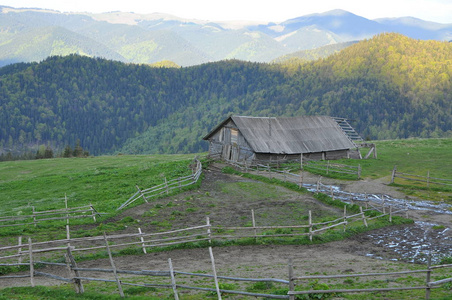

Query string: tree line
0 140 89 162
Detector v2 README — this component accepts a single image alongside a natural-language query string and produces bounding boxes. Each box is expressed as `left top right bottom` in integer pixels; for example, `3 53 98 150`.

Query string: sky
1 0 451 24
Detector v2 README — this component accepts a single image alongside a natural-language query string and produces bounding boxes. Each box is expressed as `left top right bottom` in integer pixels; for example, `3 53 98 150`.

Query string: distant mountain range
1 6 451 67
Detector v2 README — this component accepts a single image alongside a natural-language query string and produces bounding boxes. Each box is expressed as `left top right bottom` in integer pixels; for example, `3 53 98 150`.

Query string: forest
0 33 451 157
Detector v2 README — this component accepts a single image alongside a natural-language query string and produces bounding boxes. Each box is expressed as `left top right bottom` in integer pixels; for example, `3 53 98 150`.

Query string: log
103 232 124 297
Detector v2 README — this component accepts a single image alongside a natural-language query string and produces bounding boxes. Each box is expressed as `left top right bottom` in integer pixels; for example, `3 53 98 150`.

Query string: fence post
343 205 347 232
382 195 386 214
28 237 35 287
208 247 222 300
206 217 212 244
32 206 37 227
299 170 303 189
165 177 169 195
103 232 124 297
17 236 23 263
426 252 432 300
65 195 71 248
360 206 368 227
308 210 313 242
138 228 147 254
65 247 84 293
90 204 97 222
330 186 334 200
251 209 257 240
358 164 361 179
326 160 329 175
427 170 430 188
299 154 304 189
391 165 397 184
288 258 295 300
66 224 71 249
168 258 179 300
65 194 69 225
365 193 368 209
389 206 392 222
136 185 148 203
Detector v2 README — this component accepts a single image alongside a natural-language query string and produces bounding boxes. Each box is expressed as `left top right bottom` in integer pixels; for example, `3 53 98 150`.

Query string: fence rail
0 195 403 266
1 242 450 300
303 160 361 179
117 158 202 210
288 258 451 300
238 155 361 179
391 166 452 188
0 201 100 228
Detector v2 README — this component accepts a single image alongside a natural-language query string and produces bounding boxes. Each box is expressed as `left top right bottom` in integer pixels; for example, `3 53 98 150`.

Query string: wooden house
203 115 361 162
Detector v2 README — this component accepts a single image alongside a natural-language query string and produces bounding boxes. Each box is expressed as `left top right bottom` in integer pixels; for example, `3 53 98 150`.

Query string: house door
231 145 239 162
222 144 231 161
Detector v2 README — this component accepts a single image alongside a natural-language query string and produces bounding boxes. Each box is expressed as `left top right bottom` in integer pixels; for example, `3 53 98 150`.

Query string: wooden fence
288 257 452 300
0 193 406 285
224 159 413 218
0 200 100 228
117 158 202 210
225 157 362 184
223 155 362 179
391 166 452 188
303 160 361 179
1 237 451 299
0 199 398 265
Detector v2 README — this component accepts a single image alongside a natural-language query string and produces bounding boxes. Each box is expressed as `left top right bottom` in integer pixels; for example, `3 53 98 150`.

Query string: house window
231 129 238 145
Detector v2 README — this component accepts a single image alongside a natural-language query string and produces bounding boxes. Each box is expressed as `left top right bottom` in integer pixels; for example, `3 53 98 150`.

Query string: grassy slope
345 138 452 202
0 139 451 299
359 138 452 180
0 154 195 216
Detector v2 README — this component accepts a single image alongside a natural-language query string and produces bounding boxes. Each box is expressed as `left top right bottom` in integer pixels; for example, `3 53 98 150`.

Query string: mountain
272 41 358 63
0 33 451 158
252 10 383 40
1 6 451 67
375 17 452 41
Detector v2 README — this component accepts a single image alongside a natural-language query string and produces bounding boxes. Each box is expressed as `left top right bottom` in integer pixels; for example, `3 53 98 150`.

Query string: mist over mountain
1 6 451 67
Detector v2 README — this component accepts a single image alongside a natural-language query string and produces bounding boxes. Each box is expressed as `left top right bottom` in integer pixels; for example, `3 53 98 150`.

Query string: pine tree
63 145 73 158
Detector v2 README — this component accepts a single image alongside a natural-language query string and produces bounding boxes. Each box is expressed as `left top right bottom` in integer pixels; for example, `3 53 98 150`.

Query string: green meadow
0 139 451 299
0 154 196 217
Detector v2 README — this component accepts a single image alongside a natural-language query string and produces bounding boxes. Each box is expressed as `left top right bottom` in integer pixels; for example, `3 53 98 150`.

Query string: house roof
204 115 357 154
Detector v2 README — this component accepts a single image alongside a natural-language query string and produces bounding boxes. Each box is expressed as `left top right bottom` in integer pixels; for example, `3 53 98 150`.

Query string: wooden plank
289 286 428 295
28 238 34 287
66 246 84 293
168 258 179 300
209 246 222 300
103 232 124 297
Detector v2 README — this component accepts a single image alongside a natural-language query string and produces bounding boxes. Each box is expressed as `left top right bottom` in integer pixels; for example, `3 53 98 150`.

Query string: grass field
351 138 452 202
357 138 451 180
0 138 450 228
0 154 195 221
0 138 451 299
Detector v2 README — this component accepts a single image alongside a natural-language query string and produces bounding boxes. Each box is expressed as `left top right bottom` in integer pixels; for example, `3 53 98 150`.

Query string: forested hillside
0 33 451 157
